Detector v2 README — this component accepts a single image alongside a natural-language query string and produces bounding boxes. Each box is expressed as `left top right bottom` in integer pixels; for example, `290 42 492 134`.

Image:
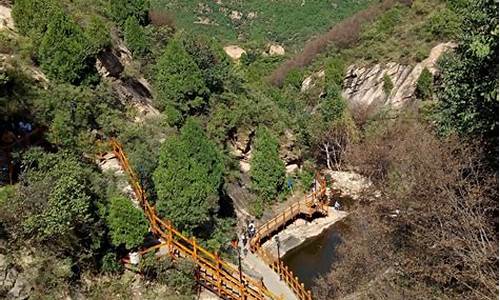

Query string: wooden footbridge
248 177 329 300
111 139 332 300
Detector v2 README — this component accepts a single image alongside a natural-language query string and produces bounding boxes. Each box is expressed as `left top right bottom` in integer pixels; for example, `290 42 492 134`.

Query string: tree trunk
324 142 332 170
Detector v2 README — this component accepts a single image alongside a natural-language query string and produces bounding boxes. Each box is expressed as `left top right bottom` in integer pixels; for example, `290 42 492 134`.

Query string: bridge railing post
166 220 173 255
215 252 222 293
192 237 197 261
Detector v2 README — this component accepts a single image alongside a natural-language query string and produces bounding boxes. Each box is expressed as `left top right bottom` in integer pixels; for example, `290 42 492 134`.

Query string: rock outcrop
0 4 14 31
342 42 456 113
0 254 32 300
301 70 325 92
223 45 246 60
229 128 254 173
229 128 301 174
96 41 160 123
279 130 301 174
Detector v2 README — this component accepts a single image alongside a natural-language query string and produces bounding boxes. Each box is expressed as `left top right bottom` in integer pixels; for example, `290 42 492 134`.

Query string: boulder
301 70 325 93
239 161 251 173
229 10 242 21
247 12 257 19
223 45 246 60
268 44 285 56
95 42 159 122
285 164 299 174
0 5 14 31
96 49 124 78
325 170 375 200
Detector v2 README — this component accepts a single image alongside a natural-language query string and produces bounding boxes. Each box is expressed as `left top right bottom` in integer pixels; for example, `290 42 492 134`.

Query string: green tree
383 73 394 95
11 0 61 39
38 11 93 83
251 126 285 201
181 34 231 94
85 16 112 56
309 85 357 170
107 195 148 249
416 67 433 100
435 0 498 158
5 150 107 262
34 83 122 151
153 118 223 234
124 16 150 58
109 0 149 24
154 38 207 124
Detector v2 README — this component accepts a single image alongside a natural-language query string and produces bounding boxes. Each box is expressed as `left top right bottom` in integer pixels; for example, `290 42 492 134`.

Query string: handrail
109 139 279 300
248 175 329 300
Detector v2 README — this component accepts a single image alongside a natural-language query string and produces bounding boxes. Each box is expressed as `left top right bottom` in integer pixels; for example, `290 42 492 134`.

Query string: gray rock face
279 129 301 167
7 275 31 300
95 41 160 122
342 42 456 114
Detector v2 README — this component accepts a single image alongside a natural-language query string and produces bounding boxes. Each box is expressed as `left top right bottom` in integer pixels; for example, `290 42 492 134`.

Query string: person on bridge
334 200 341 210
248 221 256 238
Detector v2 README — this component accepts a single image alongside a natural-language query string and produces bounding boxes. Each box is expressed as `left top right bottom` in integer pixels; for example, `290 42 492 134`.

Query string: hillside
150 0 375 48
0 0 498 300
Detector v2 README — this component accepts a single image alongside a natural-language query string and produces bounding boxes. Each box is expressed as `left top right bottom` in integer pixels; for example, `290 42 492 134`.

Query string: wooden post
167 220 173 255
215 252 222 293
192 237 197 261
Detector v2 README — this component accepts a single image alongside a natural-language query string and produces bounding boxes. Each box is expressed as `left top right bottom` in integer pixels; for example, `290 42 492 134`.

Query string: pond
283 219 350 289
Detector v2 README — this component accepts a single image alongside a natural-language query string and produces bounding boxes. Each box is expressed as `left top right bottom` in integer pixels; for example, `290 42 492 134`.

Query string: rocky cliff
342 42 456 113
300 42 456 115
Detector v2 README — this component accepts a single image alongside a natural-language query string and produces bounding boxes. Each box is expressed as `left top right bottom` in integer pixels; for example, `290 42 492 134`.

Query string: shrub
415 67 433 99
124 16 150 58
106 195 148 249
325 57 345 87
85 16 111 55
425 8 461 39
250 199 264 219
101 253 124 274
382 73 394 95
283 68 303 90
149 10 176 28
11 0 61 39
109 0 148 25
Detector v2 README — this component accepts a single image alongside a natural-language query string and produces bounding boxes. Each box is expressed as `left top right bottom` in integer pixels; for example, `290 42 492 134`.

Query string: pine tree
153 118 223 234
38 12 91 83
251 127 285 201
124 16 150 58
154 38 208 124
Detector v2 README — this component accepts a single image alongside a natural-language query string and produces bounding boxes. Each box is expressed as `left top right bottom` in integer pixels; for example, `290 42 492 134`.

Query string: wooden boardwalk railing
249 176 329 300
110 139 280 300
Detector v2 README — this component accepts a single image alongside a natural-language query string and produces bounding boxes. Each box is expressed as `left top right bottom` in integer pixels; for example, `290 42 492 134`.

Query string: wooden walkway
249 177 329 300
111 139 279 300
